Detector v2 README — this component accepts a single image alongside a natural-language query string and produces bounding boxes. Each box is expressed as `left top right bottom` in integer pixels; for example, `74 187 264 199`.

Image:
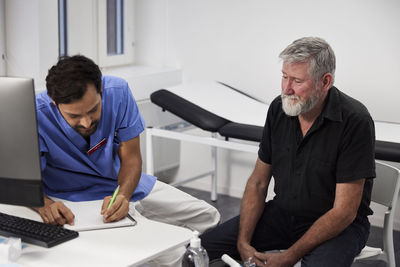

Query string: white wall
136 0 400 123
66 0 98 61
134 0 169 67
4 0 58 92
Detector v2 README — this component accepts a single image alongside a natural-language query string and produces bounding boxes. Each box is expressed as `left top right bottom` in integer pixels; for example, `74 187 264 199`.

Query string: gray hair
279 37 336 85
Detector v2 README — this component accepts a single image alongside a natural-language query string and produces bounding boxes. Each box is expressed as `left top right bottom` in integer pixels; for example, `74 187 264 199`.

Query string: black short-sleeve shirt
258 87 376 220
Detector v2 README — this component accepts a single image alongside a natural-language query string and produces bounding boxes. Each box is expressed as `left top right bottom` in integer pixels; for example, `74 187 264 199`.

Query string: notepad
51 199 137 232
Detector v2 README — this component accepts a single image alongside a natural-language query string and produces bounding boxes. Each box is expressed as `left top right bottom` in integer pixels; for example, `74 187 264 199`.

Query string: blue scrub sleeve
115 83 146 142
38 135 48 172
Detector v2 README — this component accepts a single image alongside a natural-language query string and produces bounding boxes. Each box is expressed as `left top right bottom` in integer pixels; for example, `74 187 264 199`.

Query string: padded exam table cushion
151 89 229 132
375 140 400 163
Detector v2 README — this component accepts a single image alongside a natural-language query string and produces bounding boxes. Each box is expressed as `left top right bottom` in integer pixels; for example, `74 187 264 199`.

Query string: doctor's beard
73 120 99 138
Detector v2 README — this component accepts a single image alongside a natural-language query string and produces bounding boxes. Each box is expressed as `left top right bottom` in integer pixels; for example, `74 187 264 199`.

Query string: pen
107 185 120 210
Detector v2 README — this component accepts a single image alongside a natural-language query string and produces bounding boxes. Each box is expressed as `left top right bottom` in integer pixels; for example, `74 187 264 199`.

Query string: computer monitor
0 77 44 207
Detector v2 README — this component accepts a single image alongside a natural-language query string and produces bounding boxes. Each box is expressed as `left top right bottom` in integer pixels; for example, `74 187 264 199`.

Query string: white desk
0 204 192 267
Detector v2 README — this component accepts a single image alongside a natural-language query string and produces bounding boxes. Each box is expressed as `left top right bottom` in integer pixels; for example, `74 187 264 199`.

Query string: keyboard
0 212 79 248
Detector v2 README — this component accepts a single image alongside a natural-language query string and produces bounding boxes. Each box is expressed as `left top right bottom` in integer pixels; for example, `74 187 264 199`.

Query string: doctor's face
57 83 102 138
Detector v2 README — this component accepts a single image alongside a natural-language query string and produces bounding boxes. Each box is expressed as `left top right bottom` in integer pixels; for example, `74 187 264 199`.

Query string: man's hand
254 251 295 267
237 242 257 264
101 136 140 223
33 199 75 226
101 194 129 222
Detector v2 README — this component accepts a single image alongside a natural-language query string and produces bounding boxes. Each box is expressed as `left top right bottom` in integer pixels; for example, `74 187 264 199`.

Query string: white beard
281 89 321 116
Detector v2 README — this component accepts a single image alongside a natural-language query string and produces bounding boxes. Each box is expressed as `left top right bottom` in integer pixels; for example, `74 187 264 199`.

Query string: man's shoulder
102 75 128 90
267 95 284 118
35 91 59 133
35 91 52 113
267 95 282 111
102 76 131 99
335 88 372 120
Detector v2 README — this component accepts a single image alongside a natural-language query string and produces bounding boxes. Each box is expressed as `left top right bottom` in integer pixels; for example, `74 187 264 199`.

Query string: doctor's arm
254 178 365 267
102 135 142 222
32 141 75 226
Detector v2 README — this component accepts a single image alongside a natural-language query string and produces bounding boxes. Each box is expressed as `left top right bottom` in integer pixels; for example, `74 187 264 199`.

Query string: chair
353 161 400 267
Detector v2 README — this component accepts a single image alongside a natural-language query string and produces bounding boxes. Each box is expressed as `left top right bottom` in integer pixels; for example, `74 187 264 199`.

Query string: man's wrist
117 181 136 200
281 248 301 265
237 239 251 252
117 189 132 201
119 194 130 203
31 196 53 210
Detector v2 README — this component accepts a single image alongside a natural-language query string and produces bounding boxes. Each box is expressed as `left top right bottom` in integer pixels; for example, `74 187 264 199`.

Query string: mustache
281 94 300 101
74 121 98 130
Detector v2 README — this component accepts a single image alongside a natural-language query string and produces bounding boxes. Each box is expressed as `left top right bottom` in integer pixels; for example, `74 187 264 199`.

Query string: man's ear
321 73 333 91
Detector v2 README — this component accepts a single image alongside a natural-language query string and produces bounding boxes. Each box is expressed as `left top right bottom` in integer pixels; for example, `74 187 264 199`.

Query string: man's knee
301 247 358 267
301 230 366 266
301 217 369 266
201 216 241 261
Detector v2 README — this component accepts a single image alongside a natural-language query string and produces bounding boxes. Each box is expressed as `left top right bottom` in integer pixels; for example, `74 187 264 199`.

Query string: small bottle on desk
182 231 209 267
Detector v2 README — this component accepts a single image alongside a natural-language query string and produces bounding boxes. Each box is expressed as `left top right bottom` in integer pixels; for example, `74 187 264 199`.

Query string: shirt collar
319 86 342 122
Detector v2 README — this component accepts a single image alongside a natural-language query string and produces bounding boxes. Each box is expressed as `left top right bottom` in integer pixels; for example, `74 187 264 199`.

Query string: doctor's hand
33 197 75 226
101 194 129 223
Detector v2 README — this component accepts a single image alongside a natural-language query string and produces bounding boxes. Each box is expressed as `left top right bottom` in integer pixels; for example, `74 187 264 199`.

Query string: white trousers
134 181 221 267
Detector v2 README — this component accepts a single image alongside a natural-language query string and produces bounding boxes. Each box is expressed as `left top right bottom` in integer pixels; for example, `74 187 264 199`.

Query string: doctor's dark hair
46 55 102 105
279 37 336 85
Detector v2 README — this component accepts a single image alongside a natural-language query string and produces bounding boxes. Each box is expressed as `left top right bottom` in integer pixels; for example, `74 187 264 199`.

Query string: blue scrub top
36 75 156 202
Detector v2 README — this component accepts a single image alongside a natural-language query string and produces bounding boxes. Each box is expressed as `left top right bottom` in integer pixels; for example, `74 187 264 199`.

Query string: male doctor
34 55 220 266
